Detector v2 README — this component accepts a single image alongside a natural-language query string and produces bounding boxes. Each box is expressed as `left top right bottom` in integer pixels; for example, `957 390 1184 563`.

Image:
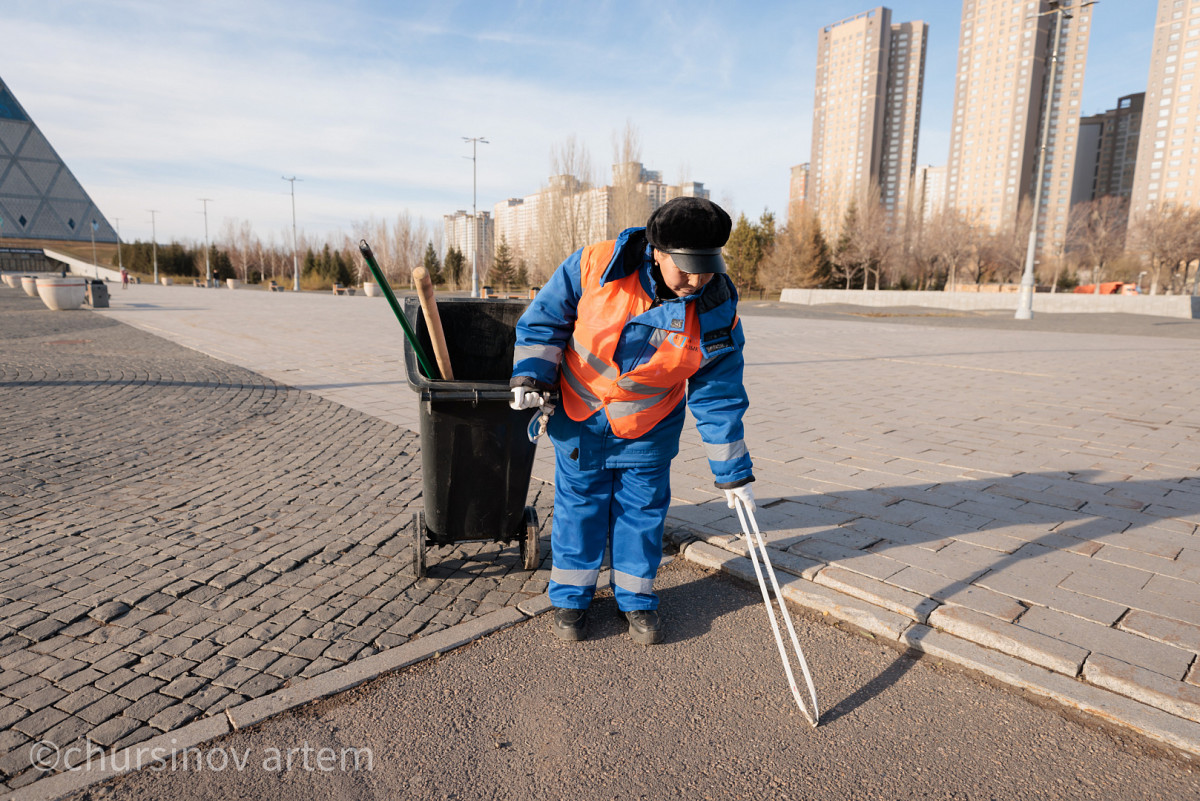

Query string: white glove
724 484 756 511
510 387 545 411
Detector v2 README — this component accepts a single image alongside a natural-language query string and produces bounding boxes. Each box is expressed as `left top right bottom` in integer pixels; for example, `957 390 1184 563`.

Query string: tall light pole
282 176 301 291
148 210 159 285
114 217 123 273
1015 0 1096 319
90 220 98 278
463 136 489 298
199 198 213 286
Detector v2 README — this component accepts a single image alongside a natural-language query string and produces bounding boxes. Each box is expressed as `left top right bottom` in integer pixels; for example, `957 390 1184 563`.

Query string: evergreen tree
492 235 515 288
333 250 353 286
802 217 835 287
303 248 319 277
205 245 234 281
444 246 465 289
515 259 529 288
724 213 763 289
833 201 863 289
422 242 442 284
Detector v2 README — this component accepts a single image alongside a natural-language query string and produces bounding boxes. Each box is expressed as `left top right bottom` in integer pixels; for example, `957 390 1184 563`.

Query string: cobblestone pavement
84 283 1200 751
0 287 551 791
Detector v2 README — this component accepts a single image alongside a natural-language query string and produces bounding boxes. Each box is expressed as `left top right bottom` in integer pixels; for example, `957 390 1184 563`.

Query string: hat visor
664 248 727 274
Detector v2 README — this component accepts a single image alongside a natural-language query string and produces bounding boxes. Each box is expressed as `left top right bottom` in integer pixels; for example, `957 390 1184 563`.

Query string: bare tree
925 208 980 291
1129 203 1196 295
1066 196 1129 293
981 199 1034 285
851 184 895 290
608 121 651 237
537 135 597 278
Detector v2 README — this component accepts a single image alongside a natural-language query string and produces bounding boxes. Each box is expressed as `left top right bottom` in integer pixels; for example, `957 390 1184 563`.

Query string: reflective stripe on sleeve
514 343 562 365
612 570 655 596
704 440 748 462
551 567 600 588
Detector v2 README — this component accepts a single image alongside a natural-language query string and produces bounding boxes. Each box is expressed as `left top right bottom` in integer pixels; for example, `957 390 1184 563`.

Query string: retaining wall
779 288 1200 319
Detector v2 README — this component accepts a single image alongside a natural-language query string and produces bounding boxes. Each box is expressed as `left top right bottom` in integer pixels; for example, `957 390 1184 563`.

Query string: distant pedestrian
120 267 129 289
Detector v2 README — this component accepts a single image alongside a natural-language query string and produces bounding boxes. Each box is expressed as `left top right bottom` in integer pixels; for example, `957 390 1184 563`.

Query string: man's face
654 251 713 297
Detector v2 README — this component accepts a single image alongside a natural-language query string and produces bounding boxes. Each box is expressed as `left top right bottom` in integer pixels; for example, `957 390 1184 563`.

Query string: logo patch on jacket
701 326 734 357
671 318 684 329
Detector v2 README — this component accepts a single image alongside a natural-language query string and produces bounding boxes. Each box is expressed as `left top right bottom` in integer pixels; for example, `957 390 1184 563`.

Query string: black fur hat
645 197 731 274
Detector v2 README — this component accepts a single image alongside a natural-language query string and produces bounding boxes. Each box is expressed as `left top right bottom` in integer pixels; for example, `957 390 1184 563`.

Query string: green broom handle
358 240 439 379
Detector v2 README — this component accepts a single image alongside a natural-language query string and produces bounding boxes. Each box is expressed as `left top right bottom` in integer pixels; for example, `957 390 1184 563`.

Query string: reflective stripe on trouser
548 447 671 612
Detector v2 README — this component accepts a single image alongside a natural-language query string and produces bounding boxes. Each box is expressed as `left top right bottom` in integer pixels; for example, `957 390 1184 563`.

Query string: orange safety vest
560 239 704 439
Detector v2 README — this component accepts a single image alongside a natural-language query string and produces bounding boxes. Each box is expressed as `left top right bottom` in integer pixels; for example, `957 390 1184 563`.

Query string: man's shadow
666 469 1200 724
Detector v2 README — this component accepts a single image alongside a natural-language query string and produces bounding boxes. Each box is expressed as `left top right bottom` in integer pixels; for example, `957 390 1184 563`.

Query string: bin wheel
520 507 540 571
412 511 426 578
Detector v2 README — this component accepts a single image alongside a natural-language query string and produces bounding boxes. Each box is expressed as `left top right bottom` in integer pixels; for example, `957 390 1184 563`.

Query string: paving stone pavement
6 281 1200 768
80 284 1200 744
0 287 552 791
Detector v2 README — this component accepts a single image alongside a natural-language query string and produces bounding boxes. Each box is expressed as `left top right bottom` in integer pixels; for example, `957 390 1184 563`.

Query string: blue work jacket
511 227 754 487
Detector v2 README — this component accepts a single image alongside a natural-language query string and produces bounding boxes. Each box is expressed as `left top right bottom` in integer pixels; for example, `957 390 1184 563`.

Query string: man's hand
724 484 755 511
510 387 545 411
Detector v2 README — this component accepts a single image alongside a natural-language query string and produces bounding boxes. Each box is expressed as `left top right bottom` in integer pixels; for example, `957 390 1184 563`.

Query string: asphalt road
75 559 1198 801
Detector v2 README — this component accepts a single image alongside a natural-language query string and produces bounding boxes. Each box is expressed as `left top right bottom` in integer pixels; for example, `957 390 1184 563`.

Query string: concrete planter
36 276 87 311
161 276 172 286
363 282 380 297
21 275 41 297
227 278 240 290
2 274 17 288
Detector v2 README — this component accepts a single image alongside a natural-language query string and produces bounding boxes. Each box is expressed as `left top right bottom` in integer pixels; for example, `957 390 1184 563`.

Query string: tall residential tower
1130 0 1200 213
809 7 928 236
945 0 1094 260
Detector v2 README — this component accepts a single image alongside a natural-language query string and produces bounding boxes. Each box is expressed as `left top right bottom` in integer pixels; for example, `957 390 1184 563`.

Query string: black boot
621 609 663 645
553 607 588 641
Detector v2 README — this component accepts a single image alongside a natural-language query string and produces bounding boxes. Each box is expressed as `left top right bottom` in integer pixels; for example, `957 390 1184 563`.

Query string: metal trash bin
86 280 109 308
403 297 541 577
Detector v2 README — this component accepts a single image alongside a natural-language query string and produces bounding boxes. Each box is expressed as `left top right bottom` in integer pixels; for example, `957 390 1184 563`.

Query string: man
509 197 755 645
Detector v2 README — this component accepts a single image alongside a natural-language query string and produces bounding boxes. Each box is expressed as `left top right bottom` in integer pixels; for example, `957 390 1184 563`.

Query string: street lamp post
282 176 301 292
148 210 159 285
463 136 489 298
199 198 213 286
114 218 123 273
1015 0 1096 320
90 220 98 279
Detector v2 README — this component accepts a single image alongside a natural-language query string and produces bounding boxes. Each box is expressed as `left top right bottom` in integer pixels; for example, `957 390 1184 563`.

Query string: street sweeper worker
509 197 754 645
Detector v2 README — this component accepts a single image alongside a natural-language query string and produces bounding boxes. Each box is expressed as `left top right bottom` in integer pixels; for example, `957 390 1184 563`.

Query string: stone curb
673 534 1200 759
6 605 549 801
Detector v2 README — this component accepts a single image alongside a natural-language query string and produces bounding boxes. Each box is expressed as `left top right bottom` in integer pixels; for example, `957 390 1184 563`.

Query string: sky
0 1 1155 246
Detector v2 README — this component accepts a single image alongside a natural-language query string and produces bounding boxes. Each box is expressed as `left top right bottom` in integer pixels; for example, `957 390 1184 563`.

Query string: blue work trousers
548 448 671 612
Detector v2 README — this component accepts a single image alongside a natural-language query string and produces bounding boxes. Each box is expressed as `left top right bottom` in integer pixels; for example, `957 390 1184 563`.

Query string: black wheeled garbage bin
403 297 542 578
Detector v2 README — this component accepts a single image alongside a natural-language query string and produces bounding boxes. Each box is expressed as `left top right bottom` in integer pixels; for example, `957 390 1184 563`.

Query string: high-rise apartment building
945 0 1094 260
1072 93 1144 206
443 210 493 277
1130 0 1200 212
914 164 948 224
809 7 928 235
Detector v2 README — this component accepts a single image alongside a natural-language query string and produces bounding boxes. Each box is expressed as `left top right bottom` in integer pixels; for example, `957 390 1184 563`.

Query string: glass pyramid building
0 75 117 243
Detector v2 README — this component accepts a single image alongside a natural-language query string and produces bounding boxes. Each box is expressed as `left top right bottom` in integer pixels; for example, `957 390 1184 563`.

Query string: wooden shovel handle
411 268 454 381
